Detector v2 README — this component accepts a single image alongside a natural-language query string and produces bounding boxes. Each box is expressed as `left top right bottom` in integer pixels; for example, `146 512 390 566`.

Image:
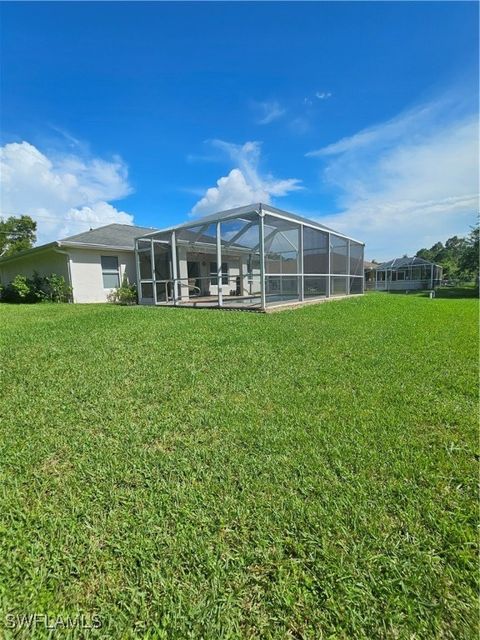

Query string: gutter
59 241 134 251
0 240 136 265
0 242 59 265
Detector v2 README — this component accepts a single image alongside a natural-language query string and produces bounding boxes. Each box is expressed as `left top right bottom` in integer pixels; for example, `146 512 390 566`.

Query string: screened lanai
135 203 364 310
367 256 443 291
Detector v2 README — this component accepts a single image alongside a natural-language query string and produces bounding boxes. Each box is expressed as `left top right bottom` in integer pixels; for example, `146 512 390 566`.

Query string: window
101 256 120 288
209 262 228 285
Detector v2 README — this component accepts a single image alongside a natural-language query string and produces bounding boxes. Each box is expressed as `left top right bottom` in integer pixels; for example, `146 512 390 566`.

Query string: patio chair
188 278 201 296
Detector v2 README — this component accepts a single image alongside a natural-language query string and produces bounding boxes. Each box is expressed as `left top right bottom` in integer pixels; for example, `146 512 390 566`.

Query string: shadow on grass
433 287 479 299
367 287 479 299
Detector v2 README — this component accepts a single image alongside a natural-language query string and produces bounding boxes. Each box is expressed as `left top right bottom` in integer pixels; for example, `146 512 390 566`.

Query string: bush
0 272 72 303
107 274 137 305
1 274 32 302
44 273 72 302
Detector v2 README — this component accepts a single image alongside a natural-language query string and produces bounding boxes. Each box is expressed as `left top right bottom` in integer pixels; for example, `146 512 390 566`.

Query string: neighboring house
364 260 378 290
0 224 157 303
365 256 442 291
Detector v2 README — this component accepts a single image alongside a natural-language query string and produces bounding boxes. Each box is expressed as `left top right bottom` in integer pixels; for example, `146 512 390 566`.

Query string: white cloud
315 91 332 100
190 140 302 217
253 100 286 125
190 169 265 216
307 103 437 159
306 99 479 260
0 141 134 244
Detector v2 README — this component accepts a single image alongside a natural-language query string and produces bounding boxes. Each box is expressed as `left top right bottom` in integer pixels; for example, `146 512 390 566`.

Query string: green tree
445 235 468 254
416 227 479 282
429 242 444 258
416 247 433 261
458 225 479 281
0 215 37 257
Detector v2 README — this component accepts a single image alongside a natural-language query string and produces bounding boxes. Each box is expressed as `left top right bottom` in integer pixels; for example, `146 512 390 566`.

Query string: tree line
416 225 479 283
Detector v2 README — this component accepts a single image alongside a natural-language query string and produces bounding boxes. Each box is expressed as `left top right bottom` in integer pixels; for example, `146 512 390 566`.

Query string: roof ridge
61 222 158 242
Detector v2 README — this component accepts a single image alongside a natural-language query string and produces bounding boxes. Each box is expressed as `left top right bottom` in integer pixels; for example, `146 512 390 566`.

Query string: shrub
0 272 72 303
44 273 72 302
29 271 48 302
2 274 32 302
107 274 137 305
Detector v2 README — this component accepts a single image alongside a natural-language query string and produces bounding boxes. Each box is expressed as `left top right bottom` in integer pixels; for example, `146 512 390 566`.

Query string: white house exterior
0 224 157 303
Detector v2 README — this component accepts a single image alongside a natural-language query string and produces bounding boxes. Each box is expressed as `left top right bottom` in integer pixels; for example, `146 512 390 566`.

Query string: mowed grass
0 293 478 639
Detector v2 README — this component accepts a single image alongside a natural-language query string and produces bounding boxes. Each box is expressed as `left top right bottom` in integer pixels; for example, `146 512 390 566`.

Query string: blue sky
1 1 478 259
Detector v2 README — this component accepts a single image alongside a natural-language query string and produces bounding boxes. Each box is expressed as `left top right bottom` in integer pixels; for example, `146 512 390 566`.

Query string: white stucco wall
0 246 137 303
0 248 69 286
68 248 136 303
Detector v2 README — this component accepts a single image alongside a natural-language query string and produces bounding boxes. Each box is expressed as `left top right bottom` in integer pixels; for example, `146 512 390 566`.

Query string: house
1 204 366 309
135 203 365 310
364 260 378 290
365 256 442 291
0 224 157 303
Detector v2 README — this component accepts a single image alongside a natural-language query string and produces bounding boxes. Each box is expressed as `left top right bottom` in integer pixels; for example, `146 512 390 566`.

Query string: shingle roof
0 223 161 265
61 223 158 249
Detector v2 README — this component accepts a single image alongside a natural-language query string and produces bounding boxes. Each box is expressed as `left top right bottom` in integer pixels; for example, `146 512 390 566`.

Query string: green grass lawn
0 294 478 639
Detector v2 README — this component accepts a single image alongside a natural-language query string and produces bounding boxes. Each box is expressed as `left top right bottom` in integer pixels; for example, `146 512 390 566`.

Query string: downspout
53 247 74 302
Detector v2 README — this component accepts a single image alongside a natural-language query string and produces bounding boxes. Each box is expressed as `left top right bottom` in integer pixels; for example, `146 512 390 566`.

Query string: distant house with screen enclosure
364 256 442 291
